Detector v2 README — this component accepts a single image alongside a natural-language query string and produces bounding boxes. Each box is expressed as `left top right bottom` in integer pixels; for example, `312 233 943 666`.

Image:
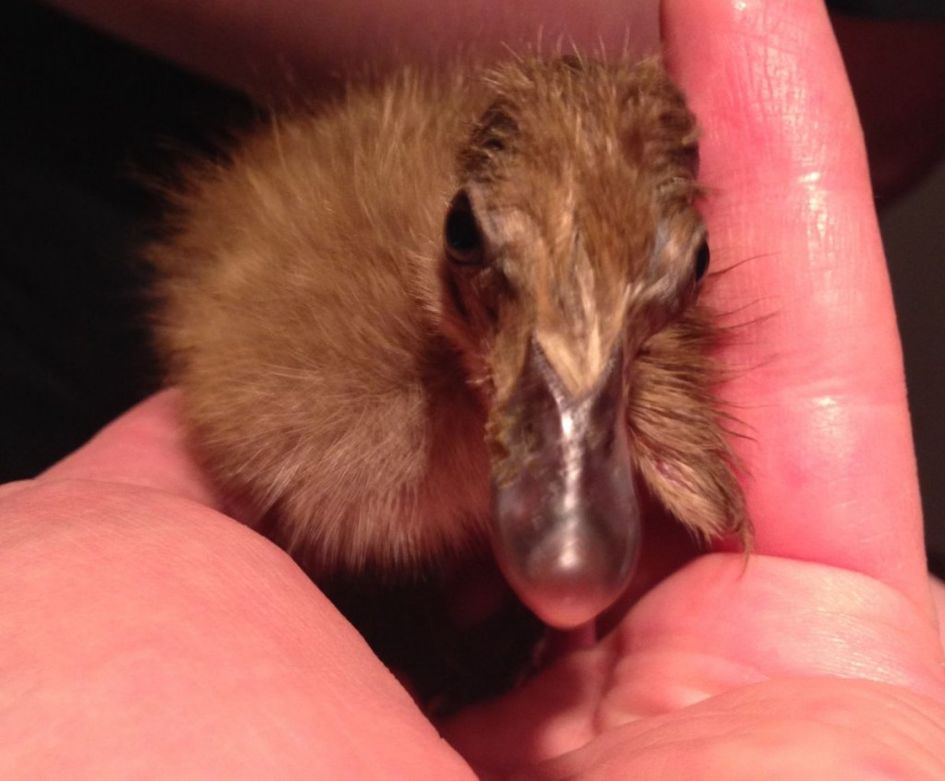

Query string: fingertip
662 0 868 194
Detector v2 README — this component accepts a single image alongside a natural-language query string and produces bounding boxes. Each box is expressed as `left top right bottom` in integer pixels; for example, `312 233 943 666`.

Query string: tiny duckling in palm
152 55 748 704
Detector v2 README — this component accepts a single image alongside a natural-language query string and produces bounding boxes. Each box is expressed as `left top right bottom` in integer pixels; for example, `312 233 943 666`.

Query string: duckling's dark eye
694 237 710 282
445 191 484 266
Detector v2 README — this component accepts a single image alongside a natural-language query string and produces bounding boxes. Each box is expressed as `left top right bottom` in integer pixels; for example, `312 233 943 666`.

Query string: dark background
1 1 943 571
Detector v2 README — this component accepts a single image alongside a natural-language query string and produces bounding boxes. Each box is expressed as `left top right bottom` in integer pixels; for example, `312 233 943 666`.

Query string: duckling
151 55 748 704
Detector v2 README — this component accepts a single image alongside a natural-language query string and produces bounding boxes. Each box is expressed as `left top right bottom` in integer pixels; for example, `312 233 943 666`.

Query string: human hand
3 0 945 778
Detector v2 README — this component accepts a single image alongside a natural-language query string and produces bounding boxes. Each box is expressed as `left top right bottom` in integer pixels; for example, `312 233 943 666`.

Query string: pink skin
47 0 658 97
5 0 945 777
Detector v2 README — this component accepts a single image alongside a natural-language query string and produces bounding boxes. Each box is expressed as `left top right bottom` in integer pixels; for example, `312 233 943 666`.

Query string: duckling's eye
694 237 710 282
445 191 484 266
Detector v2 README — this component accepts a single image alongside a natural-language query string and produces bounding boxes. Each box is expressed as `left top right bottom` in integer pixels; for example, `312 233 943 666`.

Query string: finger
444 555 945 773
40 390 220 507
0 480 474 778
509 678 945 780
932 575 945 650
662 0 928 607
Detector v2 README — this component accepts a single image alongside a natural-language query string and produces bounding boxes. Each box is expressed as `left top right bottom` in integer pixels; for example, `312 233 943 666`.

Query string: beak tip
522 593 624 630
491 487 641 628
499 546 638 629
490 461 642 629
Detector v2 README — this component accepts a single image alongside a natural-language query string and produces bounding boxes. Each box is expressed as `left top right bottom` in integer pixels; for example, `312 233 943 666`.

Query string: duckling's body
156 73 491 573
153 57 747 705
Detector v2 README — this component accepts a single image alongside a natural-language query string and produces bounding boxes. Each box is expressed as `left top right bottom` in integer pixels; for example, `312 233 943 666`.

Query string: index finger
663 0 928 607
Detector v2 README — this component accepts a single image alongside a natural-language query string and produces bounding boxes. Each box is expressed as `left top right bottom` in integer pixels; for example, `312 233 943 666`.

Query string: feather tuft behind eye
445 190 485 266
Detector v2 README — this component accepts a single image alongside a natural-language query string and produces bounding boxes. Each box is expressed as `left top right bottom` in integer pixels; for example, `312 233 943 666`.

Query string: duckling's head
438 58 721 627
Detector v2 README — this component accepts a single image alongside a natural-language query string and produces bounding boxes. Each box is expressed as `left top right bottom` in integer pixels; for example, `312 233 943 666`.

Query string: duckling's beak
491 340 640 628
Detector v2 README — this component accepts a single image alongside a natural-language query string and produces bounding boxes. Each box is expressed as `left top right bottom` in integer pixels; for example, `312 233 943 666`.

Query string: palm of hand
445 555 945 778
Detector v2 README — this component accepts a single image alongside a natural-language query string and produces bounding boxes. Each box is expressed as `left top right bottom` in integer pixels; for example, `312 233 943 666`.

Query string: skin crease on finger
2 0 945 779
